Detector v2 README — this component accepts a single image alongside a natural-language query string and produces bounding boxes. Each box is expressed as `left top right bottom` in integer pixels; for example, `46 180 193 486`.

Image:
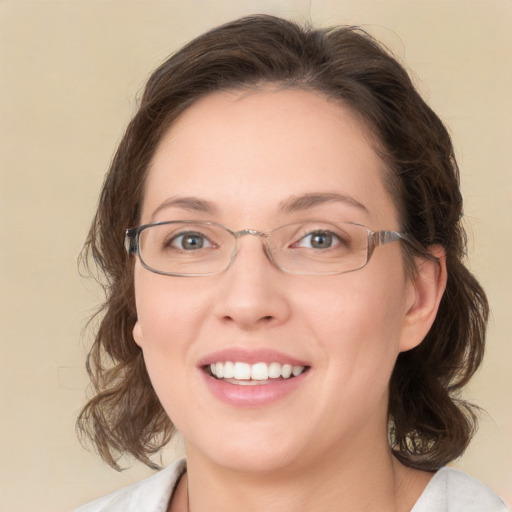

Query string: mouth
204 361 310 386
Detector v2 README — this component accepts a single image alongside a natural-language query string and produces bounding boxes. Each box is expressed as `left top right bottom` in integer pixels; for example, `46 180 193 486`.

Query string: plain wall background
0 1 510 510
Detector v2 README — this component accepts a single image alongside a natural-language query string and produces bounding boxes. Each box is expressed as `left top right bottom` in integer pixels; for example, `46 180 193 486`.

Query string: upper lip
197 347 310 367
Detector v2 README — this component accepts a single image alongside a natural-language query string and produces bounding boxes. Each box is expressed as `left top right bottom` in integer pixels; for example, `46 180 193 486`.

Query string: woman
75 15 507 512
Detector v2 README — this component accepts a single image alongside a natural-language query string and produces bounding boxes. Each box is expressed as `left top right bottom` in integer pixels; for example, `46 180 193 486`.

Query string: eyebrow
150 196 217 221
150 192 367 222
278 192 368 214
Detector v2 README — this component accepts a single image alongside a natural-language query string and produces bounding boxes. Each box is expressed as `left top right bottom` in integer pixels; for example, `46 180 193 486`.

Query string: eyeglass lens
136 221 371 276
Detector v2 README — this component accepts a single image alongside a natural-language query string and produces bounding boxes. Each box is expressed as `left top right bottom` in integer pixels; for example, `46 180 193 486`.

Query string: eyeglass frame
125 219 426 277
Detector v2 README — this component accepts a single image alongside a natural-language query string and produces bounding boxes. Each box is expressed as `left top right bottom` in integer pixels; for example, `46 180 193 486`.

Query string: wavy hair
77 15 488 471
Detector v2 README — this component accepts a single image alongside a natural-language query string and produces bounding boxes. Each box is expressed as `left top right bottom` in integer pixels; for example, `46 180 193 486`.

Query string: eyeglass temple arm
376 230 431 258
125 228 138 255
378 230 405 246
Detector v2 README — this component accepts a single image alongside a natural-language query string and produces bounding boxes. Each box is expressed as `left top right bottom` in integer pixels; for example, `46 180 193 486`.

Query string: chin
210 448 301 476
184 423 311 475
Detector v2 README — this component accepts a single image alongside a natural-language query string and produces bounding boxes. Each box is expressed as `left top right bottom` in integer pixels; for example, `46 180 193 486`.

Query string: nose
213 235 291 330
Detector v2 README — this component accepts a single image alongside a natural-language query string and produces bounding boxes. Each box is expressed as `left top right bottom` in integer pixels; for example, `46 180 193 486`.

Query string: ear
399 245 447 352
133 320 144 348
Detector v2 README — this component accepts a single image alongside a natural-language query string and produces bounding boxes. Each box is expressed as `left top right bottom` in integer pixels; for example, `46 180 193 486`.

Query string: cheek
299 274 409 427
132 274 211 421
132 271 210 376
135 267 206 334
302 267 408 371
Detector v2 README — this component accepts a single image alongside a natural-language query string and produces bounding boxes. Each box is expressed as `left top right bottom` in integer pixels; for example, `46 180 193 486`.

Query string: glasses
125 220 420 277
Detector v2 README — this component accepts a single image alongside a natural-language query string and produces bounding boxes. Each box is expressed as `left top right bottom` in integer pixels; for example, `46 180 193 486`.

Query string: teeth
251 362 268 380
214 362 224 379
281 364 292 379
209 361 306 381
234 362 251 380
268 362 281 379
223 361 235 379
292 365 304 377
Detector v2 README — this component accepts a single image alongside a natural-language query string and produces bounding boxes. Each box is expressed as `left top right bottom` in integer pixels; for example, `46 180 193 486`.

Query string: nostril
220 314 275 326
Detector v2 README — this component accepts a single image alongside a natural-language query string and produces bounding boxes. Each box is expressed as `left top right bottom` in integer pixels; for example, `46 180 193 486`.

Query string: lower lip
201 370 309 407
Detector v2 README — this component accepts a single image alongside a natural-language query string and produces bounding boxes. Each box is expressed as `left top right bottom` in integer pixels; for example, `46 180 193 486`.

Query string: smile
207 361 308 384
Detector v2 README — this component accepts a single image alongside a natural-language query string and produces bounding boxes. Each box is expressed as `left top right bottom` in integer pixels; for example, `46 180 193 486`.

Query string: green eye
298 231 338 249
171 232 211 250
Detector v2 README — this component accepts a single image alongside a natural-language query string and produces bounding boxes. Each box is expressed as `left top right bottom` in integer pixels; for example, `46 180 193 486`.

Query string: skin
132 88 447 512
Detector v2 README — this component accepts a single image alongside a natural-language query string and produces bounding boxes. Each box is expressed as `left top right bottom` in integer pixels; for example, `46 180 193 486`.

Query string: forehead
142 88 398 227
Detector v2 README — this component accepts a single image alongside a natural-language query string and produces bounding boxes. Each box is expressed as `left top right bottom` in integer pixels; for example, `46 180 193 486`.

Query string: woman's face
133 88 427 475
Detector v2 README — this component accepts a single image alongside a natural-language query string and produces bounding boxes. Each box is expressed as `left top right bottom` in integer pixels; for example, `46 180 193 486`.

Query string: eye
169 231 212 250
295 231 341 249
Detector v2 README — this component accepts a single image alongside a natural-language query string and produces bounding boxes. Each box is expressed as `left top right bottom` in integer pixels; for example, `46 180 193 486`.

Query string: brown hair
78 15 488 471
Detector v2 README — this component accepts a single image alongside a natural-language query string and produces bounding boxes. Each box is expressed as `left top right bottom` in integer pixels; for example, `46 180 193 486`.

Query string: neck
179 433 431 512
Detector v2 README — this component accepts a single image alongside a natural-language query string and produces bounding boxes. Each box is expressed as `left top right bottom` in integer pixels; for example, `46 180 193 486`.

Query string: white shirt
74 459 508 512
411 466 507 511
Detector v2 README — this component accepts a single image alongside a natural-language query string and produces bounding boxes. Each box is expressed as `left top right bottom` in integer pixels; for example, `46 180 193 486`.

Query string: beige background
0 1 510 510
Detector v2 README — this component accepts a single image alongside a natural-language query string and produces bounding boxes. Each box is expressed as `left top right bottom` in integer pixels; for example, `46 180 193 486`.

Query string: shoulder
413 467 508 512
73 459 187 512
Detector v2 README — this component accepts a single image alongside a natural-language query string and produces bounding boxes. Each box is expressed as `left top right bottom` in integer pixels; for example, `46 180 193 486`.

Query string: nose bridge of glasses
231 228 270 250
233 228 267 239
231 229 272 257
228 228 277 269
